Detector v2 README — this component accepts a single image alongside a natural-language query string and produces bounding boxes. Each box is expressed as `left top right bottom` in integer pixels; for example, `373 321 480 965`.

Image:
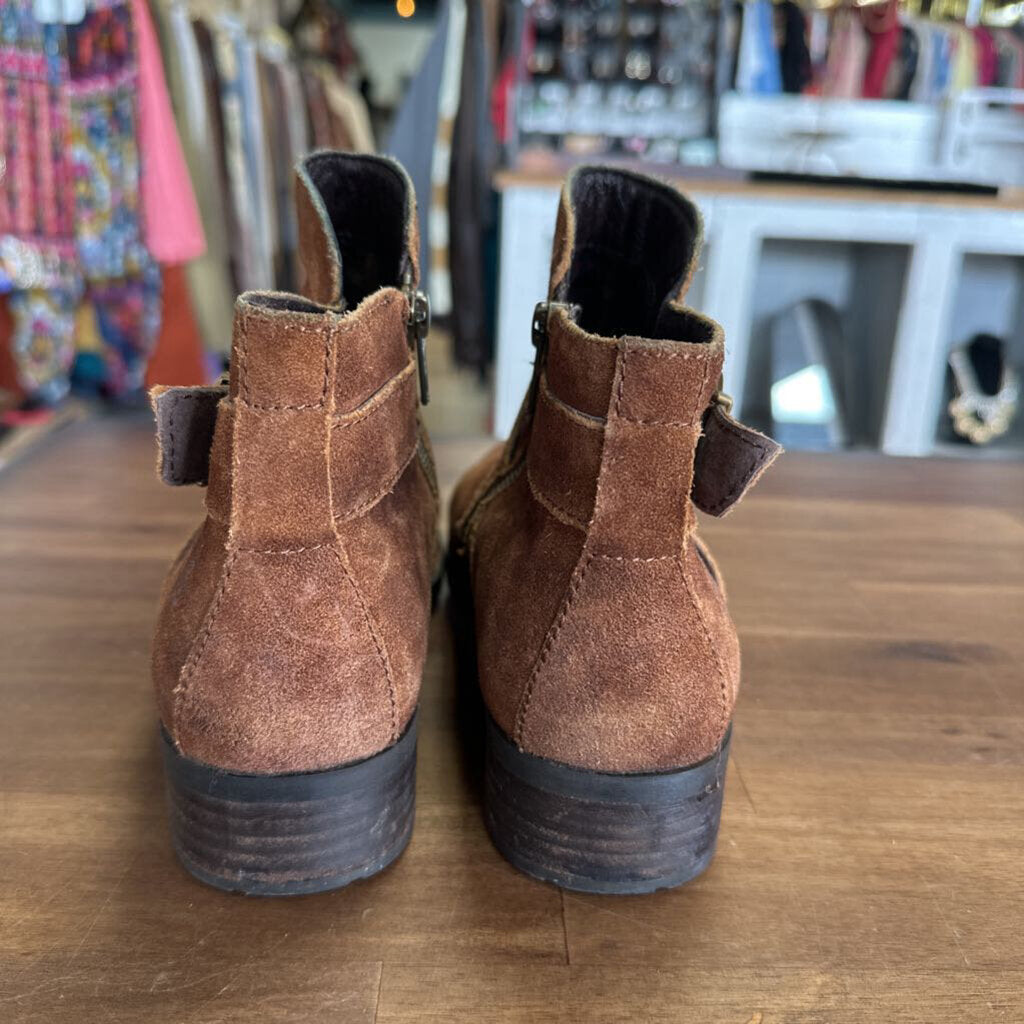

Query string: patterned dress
0 0 159 403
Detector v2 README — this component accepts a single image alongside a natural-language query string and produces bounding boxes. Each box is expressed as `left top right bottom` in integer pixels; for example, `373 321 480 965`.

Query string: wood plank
377 965 1024 1023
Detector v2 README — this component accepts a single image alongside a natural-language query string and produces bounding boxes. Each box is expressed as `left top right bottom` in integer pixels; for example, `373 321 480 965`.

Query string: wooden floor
1 413 1022 1023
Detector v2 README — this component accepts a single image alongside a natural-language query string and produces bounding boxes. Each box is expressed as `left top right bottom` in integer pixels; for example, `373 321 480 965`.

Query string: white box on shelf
718 92 941 182
718 90 1024 187
940 89 1024 187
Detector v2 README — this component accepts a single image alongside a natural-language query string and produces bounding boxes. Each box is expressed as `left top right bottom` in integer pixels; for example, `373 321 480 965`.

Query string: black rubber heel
162 714 417 896
484 714 730 894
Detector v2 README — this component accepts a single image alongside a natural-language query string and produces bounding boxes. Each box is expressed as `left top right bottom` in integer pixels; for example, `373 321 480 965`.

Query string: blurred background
1 0 1022 467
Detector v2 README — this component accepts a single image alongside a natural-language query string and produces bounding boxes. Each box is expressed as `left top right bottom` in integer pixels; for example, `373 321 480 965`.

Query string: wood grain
0 414 1021 1022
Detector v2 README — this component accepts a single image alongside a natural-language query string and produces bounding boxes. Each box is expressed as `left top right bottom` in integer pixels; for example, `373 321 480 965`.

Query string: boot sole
448 543 730 894
161 713 417 896
484 714 730 894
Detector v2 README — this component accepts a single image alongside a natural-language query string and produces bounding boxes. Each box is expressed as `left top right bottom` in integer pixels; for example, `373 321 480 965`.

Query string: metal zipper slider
403 283 431 405
531 301 580 349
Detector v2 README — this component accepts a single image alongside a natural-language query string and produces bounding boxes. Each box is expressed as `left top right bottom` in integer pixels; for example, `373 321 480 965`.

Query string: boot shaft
162 151 430 552
524 166 725 559
207 290 421 551
294 150 420 310
528 308 723 558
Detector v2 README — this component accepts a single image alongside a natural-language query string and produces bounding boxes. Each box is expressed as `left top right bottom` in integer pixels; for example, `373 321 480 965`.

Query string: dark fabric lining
305 153 407 308
250 293 324 314
564 168 700 340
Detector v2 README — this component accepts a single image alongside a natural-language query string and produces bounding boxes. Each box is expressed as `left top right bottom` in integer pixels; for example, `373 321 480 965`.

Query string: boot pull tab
692 387 783 517
150 384 227 486
403 277 431 405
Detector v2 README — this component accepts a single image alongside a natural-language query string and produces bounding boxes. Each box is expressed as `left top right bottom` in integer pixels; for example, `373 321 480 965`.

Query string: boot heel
483 714 730 894
162 714 417 895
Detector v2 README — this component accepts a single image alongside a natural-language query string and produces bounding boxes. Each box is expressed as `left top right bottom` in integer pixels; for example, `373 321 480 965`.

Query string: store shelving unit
492 171 1024 458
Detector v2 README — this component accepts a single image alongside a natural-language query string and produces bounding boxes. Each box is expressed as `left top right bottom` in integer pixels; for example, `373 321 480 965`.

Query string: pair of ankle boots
150 152 781 896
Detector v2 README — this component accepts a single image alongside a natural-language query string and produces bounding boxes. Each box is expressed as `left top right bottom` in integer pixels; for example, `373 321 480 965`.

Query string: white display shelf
740 239 909 449
492 171 1024 458
933 253 1024 455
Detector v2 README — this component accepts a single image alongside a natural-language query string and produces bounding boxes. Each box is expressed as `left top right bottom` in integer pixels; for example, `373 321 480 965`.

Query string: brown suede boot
149 153 439 894
449 166 781 893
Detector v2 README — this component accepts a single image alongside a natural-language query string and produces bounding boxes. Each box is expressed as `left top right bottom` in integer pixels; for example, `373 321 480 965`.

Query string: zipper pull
403 281 431 405
531 301 580 349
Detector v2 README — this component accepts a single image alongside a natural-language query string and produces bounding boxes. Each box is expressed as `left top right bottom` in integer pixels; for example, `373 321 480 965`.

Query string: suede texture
451 166 773 774
152 153 437 774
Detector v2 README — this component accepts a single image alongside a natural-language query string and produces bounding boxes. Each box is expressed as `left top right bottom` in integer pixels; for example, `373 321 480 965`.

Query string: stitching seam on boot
525 464 588 533
514 550 595 748
463 461 525 556
333 444 418 523
331 361 416 429
170 548 240 746
237 306 333 412
677 554 730 741
540 374 603 429
332 545 399 742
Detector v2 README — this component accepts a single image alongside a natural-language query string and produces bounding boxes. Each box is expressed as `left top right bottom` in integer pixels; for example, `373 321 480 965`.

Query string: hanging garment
971 27 998 87
427 0 467 316
2 0 161 401
995 30 1024 88
319 66 375 153
449 0 496 370
386 0 452 305
822 9 869 99
68 293 106 392
236 25 277 287
208 13 273 293
144 264 206 388
302 65 334 149
993 30 1019 87
736 0 782 94
7 286 79 403
67 1 161 395
0 295 22 401
274 46 312 159
949 26 978 95
883 19 920 100
259 27 311 291
931 25 954 99
806 9 831 92
861 0 900 99
909 21 937 102
132 0 204 265
151 1 234 355
778 1 811 94
257 50 289 288
0 1 79 400
87 264 162 397
0 4 77 292
191 15 238 297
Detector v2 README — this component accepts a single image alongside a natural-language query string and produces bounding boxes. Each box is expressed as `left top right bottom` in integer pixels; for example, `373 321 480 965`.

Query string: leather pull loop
151 384 227 486
692 401 783 517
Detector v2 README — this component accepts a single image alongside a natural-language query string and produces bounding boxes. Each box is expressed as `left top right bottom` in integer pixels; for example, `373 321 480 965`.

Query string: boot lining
564 168 700 341
305 154 407 309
